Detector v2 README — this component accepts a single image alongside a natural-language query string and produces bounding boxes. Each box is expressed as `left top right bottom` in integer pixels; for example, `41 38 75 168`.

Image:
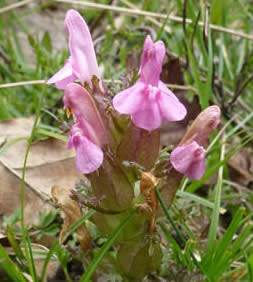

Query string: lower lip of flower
194 147 205 160
147 85 160 99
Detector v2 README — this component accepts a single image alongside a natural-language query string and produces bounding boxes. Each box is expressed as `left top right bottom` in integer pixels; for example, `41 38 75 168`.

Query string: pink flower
47 9 100 89
64 83 107 173
170 141 206 180
113 35 186 131
170 106 221 180
67 122 104 174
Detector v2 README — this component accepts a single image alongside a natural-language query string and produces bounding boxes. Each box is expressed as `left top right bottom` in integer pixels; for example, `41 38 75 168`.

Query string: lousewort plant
48 9 221 280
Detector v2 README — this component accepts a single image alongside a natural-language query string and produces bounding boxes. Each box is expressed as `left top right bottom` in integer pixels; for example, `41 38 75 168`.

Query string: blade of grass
186 40 206 108
155 186 203 272
177 190 214 209
40 241 58 282
155 186 185 244
7 226 25 261
0 137 28 156
80 209 136 282
26 231 38 282
247 254 253 282
212 208 245 265
36 128 68 142
159 222 185 265
0 245 27 282
230 224 253 257
20 83 46 281
0 95 12 120
206 134 226 253
204 28 213 106
227 111 253 138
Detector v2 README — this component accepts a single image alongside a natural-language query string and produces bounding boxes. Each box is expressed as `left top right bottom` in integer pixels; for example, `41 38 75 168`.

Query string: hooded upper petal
64 83 107 146
139 35 166 86
47 10 100 89
64 9 100 85
170 141 206 180
67 123 103 174
179 105 221 148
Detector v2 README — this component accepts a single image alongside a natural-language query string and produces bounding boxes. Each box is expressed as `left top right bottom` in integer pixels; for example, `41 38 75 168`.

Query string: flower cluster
47 9 221 278
47 9 220 180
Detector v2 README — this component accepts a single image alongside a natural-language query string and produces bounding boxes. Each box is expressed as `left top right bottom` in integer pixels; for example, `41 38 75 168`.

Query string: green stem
155 186 185 244
20 86 46 281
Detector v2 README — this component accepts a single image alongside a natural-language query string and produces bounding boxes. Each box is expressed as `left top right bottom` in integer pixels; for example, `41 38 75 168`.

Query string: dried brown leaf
0 117 85 226
51 185 92 253
228 147 253 185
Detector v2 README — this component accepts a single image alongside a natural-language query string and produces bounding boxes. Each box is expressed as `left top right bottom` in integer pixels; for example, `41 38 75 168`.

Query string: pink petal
131 106 162 131
131 87 162 131
158 81 187 121
140 35 166 86
75 137 103 174
113 82 163 130
72 135 103 174
64 9 100 85
47 59 77 90
112 81 145 115
187 157 206 180
67 123 104 173
64 83 107 146
170 141 206 180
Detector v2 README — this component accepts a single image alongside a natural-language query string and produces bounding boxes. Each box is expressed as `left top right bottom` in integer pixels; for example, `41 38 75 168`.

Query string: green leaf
40 241 58 282
2 208 21 228
155 186 203 272
211 0 223 25
117 238 162 279
213 208 244 263
202 208 245 278
177 190 215 209
156 16 169 41
159 222 185 265
0 245 26 282
155 186 185 244
26 232 39 282
36 128 68 142
186 41 207 109
204 31 213 107
7 226 25 261
247 253 253 282
206 176 223 254
80 209 137 282
40 211 57 227
0 96 12 120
